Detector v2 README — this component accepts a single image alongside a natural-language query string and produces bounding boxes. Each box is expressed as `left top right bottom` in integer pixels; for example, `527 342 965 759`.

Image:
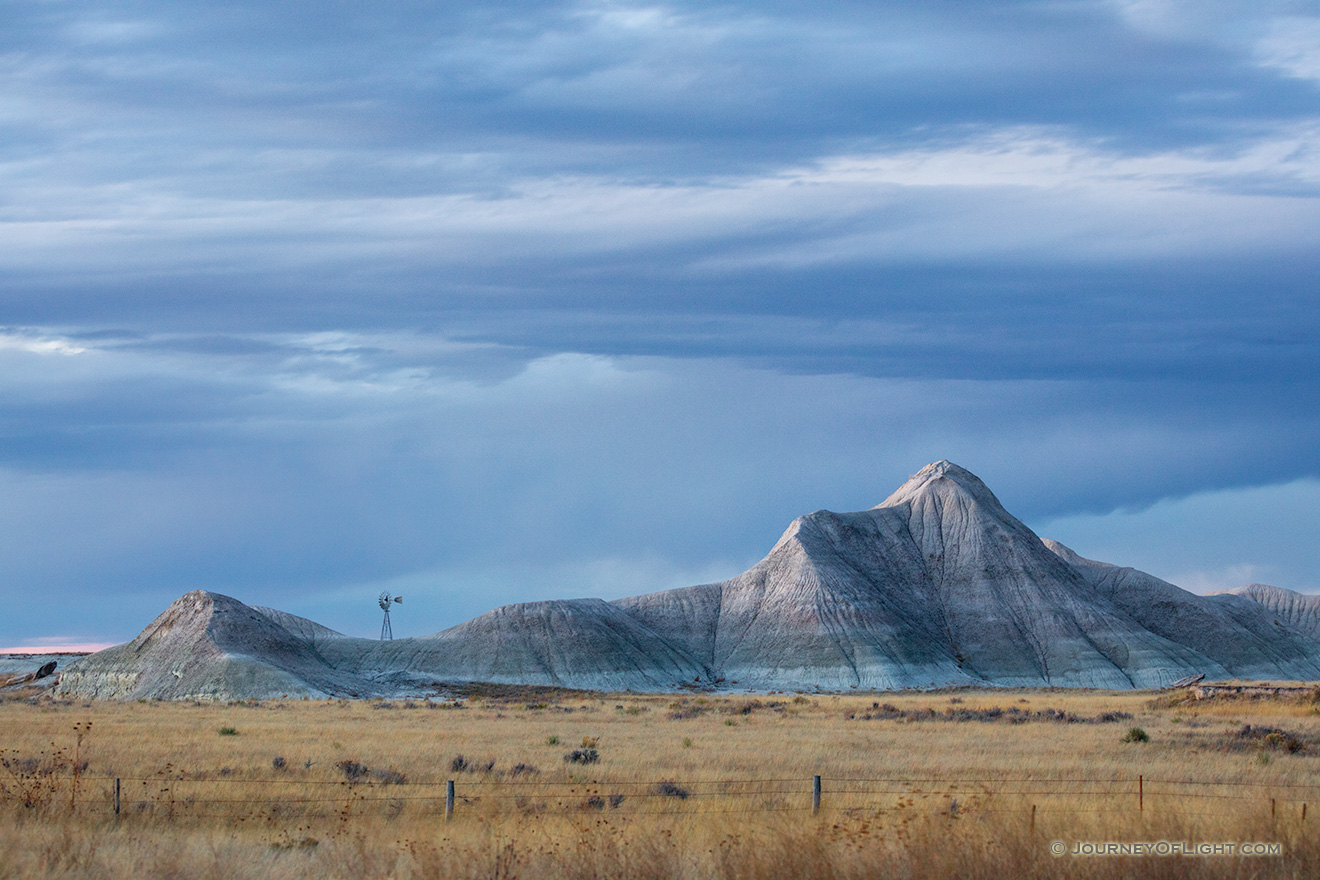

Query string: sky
1 0 1319 648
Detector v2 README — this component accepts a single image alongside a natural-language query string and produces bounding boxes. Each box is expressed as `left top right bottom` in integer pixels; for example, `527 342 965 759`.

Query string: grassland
3 685 1320 878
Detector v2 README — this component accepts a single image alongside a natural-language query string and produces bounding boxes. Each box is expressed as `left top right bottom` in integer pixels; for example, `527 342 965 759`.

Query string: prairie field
3 685 1320 879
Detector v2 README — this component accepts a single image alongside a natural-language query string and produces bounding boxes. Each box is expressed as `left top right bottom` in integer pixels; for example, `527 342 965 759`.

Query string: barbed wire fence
3 774 1313 822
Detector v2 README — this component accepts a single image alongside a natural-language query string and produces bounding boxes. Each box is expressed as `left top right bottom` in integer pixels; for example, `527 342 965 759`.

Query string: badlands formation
54 461 1320 700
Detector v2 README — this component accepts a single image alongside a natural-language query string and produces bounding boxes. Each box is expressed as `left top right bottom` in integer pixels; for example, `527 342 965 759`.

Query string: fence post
1303 803 1307 824
1030 804 1036 835
445 779 455 821
812 776 821 815
114 778 120 816
1271 798 1276 821
1138 775 1143 813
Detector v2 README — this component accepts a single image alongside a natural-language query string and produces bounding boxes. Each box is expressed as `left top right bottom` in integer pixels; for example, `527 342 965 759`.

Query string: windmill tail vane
378 592 403 640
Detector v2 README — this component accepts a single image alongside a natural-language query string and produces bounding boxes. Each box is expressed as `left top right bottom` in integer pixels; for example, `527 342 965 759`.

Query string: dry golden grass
3 687 1319 878
1153 686 1320 719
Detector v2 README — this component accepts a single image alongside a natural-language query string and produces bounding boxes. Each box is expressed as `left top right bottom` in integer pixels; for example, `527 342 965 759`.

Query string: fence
7 774 1315 822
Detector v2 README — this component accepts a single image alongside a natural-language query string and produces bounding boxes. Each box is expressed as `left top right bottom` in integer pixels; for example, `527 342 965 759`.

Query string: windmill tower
378 591 402 640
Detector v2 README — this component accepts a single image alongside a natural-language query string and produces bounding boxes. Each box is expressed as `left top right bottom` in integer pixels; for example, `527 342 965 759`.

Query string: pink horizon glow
0 643 116 654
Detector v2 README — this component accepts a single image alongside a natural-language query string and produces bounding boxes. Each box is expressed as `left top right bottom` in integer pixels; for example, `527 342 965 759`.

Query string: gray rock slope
55 461 1320 699
1221 584 1320 640
251 606 349 647
58 596 708 699
1042 547 1320 680
56 591 376 700
617 461 1320 689
319 599 708 691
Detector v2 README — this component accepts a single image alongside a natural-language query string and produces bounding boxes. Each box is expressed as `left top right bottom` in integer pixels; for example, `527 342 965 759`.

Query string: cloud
1039 479 1320 594
0 328 1316 642
1256 16 1320 82
6 127 1320 330
0 2 1318 645
4 2 1319 351
0 330 87 356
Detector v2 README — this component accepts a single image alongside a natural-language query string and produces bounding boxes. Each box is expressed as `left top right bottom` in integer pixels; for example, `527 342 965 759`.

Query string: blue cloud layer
0 331 1317 640
1 1 1318 642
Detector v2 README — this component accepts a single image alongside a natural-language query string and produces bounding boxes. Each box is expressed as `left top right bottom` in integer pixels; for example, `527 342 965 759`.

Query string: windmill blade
394 596 403 604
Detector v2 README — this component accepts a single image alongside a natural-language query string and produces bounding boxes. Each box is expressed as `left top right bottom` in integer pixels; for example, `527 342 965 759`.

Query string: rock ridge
54 463 1320 699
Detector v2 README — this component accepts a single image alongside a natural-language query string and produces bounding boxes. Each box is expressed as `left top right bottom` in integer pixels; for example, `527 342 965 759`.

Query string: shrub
271 756 287 771
336 760 369 780
509 763 539 777
563 748 599 765
545 736 560 746
515 797 546 814
1121 727 1150 743
1236 724 1306 754
450 755 494 773
1095 712 1133 724
0 749 73 810
372 767 406 785
217 727 238 736
654 780 689 799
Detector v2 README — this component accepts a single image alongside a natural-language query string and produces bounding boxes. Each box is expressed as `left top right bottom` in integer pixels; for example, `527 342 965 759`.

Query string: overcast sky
2 0 1319 648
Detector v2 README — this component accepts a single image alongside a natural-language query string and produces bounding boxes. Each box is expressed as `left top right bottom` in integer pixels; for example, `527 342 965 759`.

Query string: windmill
378 592 403 640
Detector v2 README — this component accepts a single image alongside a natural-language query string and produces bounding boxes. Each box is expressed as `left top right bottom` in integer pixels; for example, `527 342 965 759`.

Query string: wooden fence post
445 779 455 821
1030 804 1036 835
1138 775 1143 813
114 778 120 816
812 776 821 815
